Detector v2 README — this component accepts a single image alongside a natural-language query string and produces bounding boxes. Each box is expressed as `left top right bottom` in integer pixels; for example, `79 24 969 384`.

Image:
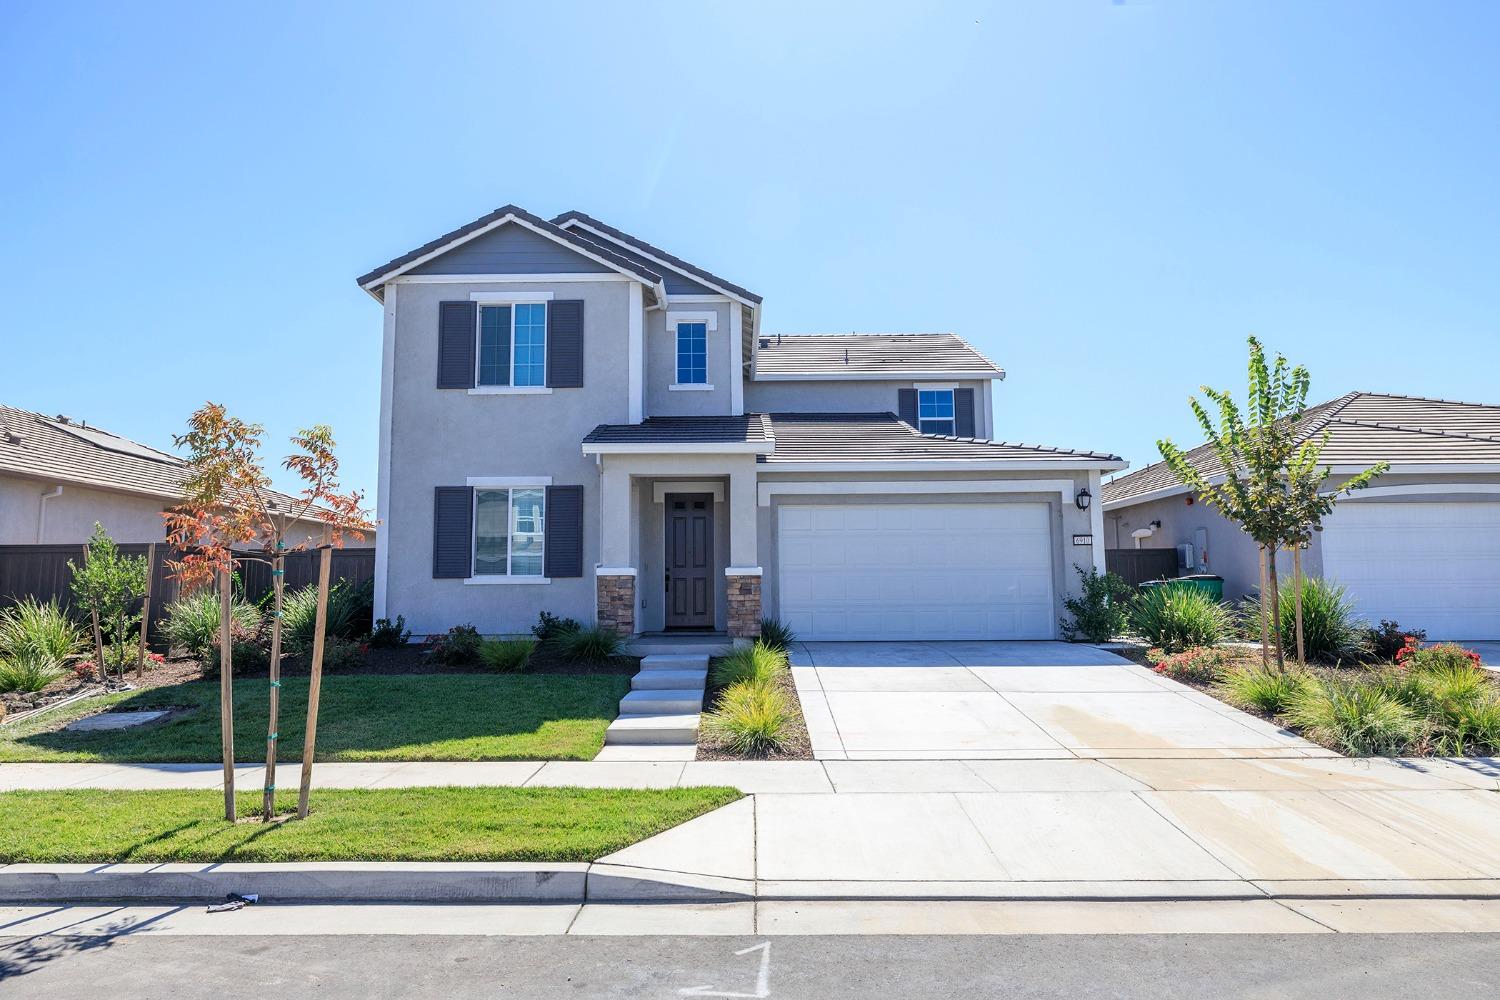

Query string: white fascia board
1329 483 1500 500
557 219 758 308
360 214 659 292
762 459 1127 473
753 371 1005 382
758 478 1079 507
1103 462 1500 511
581 441 775 456
391 273 630 284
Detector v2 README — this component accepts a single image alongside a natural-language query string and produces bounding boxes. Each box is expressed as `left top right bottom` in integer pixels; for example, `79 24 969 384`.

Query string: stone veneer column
596 573 636 635
725 571 762 639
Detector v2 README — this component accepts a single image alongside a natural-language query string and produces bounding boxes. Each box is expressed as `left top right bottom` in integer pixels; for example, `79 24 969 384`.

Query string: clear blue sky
3 1 1497 502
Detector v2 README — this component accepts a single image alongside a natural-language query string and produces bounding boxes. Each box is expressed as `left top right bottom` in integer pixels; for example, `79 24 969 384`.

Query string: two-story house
359 205 1124 642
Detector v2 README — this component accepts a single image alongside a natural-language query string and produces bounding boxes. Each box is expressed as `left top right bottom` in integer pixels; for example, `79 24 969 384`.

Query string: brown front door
665 494 714 629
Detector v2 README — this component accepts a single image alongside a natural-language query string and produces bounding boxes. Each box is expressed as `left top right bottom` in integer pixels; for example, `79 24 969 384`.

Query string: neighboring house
1102 392 1500 639
360 204 1123 641
0 404 372 547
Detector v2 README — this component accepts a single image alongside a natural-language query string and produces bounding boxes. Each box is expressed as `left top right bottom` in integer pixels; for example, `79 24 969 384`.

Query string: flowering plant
1147 645 1231 683
1395 638 1482 671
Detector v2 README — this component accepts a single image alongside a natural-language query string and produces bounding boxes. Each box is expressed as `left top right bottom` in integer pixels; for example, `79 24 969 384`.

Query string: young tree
1157 337 1384 670
68 523 149 683
164 403 366 822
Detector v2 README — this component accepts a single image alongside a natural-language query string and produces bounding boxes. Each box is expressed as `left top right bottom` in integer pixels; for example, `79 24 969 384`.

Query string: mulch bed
696 661 814 762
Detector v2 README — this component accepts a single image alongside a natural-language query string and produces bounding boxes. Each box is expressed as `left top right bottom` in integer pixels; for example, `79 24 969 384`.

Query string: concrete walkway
790 640 1326 759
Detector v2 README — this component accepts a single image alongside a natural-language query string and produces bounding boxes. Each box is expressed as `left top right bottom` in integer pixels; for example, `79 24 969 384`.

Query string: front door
665 493 715 629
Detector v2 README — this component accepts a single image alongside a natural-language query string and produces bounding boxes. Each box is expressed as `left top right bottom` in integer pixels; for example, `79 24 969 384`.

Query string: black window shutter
432 486 474 578
544 485 584 578
955 388 977 437
546 300 584 388
437 302 477 389
897 388 918 426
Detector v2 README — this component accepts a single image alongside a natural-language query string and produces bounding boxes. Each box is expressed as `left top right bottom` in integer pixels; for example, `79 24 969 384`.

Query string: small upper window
478 303 547 387
917 389 955 435
676 322 707 385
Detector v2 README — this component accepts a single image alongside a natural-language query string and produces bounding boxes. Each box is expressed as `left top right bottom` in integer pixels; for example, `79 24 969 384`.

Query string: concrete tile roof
582 414 775 446
1102 391 1500 507
551 210 762 304
754 333 1004 379
762 412 1123 465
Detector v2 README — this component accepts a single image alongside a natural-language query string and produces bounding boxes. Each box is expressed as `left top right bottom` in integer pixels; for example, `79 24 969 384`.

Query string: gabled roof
0 403 361 525
761 412 1123 467
356 204 664 295
552 211 762 304
754 333 1005 380
1102 391 1500 509
581 415 775 454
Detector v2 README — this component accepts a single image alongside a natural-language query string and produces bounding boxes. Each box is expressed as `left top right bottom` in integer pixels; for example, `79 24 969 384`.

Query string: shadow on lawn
10 673 630 762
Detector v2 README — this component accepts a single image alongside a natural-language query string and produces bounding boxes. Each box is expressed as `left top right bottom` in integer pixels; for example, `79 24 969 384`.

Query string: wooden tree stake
297 545 333 820
137 542 156 679
262 550 286 821
1258 546 1270 670
218 568 237 822
1293 546 1306 667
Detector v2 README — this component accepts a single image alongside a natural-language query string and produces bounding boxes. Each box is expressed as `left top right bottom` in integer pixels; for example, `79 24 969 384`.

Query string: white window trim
651 481 726 504
470 484 548 581
669 383 716 391
476 301 549 389
673 318 711 387
916 387 957 435
664 310 719 331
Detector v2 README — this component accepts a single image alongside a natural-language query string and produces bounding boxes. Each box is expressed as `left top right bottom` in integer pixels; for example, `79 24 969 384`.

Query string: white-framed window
478 303 547 387
917 388 956 435
473 486 546 577
676 322 708 385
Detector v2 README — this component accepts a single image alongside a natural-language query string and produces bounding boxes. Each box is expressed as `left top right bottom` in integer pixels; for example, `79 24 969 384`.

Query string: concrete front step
639 653 711 670
631 668 708 690
620 689 704 714
627 640 730 657
604 713 701 745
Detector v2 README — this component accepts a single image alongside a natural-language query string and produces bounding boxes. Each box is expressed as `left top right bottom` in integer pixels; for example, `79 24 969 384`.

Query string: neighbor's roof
754 333 1005 380
1102 391 1500 508
582 414 775 451
761 413 1123 466
0 403 357 524
552 210 762 304
356 204 664 292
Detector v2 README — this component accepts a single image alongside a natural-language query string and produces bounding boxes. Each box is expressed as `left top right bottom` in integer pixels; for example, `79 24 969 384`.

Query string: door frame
663 492 717 630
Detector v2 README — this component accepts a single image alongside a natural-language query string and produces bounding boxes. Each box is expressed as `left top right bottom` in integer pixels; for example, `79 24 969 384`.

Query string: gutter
37 484 62 542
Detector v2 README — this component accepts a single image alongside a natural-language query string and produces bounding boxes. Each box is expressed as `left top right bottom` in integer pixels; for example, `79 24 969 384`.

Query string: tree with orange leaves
164 403 367 822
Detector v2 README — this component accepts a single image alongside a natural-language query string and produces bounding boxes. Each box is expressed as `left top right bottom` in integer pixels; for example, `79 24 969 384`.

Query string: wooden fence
1105 548 1181 587
0 544 375 631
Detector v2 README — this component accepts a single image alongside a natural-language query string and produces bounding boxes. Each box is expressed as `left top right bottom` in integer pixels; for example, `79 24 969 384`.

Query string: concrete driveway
790 641 1323 760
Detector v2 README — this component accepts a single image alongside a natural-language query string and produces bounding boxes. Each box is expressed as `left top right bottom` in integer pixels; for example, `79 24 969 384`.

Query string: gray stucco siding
382 279 631 636
646 301 736 417
409 224 614 276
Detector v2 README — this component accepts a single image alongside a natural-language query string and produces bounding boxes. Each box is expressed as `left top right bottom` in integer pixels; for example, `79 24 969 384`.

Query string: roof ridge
762 332 957 338
1344 390 1500 411
551 210 762 303
1290 391 1363 445
1329 417 1500 446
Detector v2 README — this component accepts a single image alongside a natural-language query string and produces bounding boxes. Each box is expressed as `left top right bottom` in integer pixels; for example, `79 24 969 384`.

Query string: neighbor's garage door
1321 501 1500 639
776 502 1055 641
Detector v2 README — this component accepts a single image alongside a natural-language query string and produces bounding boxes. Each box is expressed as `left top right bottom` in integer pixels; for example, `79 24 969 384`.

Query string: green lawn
0 674 629 763
0 787 742 863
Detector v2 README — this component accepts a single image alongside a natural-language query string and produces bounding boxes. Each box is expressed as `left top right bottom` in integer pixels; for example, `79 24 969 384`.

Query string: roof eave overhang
556 217 763 307
753 370 1006 382
581 442 776 456
762 459 1127 473
1101 461 1500 511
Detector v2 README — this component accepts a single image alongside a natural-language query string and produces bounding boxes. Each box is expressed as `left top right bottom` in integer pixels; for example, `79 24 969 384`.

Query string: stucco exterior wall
744 378 994 436
0 475 169 544
645 301 736 417
380 278 632 636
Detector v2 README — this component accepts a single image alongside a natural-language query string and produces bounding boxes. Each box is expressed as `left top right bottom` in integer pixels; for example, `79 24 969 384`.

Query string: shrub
368 615 412 648
162 585 261 661
531 611 581 645
552 625 624 663
1376 657 1493 755
1060 567 1135 643
1285 678 1423 756
1276 577 1367 664
0 598 85 669
0 655 68 694
700 679 792 756
479 638 536 673
1448 698 1500 756
207 617 269 676
282 579 375 657
1148 646 1231 684
757 617 797 653
1128 585 1232 653
319 636 365 671
1396 639 1483 672
1215 666 1316 715
425 624 483 665
711 642 788 688
68 523 149 680
1367 619 1426 662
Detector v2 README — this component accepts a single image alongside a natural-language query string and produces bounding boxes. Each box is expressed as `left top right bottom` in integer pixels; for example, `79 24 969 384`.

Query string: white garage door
776 502 1056 641
1321 501 1500 639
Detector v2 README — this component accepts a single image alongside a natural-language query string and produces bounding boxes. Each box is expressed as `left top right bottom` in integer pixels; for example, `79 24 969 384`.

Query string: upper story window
676 322 708 385
478 303 547 387
474 486 546 577
917 389 955 435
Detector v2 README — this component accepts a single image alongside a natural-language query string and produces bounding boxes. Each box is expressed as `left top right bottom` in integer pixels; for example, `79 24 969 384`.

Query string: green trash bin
1149 574 1224 602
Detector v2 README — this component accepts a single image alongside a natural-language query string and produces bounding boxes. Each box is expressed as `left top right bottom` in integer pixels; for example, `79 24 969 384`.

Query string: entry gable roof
581 414 775 454
552 210 763 304
1102 391 1500 508
356 204 664 296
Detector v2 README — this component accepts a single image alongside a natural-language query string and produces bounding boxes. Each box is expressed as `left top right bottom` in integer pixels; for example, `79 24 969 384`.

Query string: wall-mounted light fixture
1075 487 1092 511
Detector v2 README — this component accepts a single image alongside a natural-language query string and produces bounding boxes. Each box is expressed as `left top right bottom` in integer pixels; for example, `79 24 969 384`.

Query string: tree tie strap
272 569 285 577
263 785 276 793
267 732 279 741
269 680 281 688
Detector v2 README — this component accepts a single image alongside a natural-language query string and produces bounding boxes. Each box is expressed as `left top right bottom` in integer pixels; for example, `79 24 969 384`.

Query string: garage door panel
777 501 1056 641
1322 501 1500 639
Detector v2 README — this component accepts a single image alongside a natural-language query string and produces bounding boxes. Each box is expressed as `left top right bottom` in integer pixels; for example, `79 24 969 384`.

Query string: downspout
37 485 63 542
